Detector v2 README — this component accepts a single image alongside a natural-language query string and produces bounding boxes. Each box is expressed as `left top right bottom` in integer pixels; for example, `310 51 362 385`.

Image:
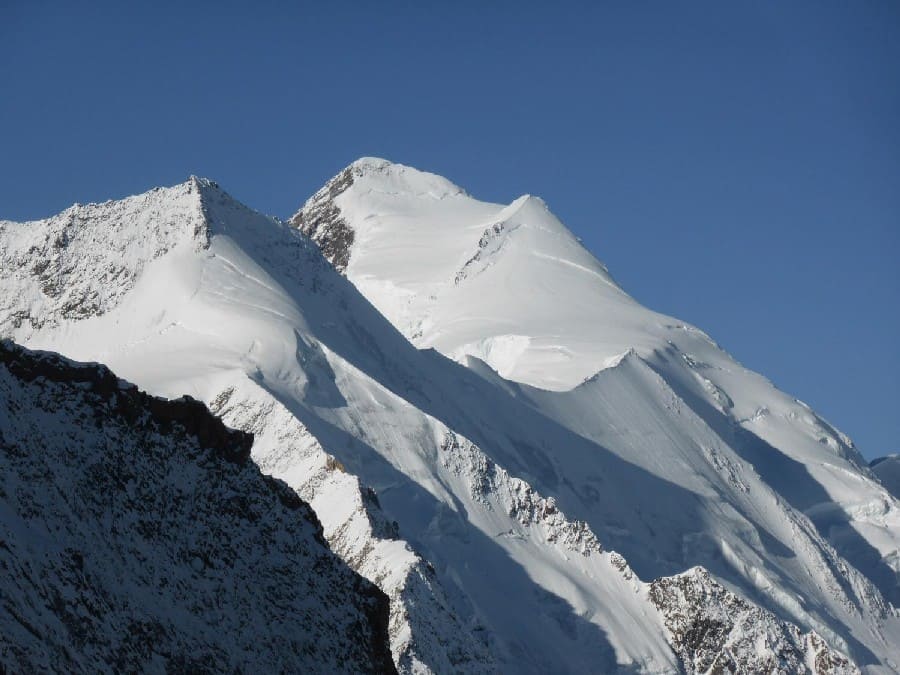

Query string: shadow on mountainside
643 352 885 666
646 346 899 602
218 208 711 568
261 389 628 674
223 208 881 669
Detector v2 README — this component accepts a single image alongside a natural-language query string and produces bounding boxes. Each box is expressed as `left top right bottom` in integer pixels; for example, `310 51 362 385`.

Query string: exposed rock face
0 341 396 674
291 166 356 272
454 222 516 285
648 567 858 675
439 431 601 555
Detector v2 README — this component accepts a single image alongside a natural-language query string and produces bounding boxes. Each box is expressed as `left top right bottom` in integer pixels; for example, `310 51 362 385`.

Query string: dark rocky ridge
290 166 356 273
649 567 857 674
0 340 396 674
1 339 253 465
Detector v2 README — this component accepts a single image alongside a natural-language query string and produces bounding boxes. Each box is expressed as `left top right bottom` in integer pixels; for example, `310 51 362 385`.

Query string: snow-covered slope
294 158 900 603
0 340 394 674
1 165 897 672
293 158 900 670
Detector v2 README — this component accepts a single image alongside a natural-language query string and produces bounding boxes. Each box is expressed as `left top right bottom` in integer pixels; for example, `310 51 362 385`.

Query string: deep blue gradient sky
2 2 898 458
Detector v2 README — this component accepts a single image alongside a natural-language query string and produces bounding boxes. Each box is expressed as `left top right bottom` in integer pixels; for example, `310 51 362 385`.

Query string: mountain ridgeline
1 160 898 673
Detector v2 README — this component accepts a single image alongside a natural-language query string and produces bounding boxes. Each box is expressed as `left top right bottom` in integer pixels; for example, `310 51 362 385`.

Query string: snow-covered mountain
1 161 898 672
0 340 395 673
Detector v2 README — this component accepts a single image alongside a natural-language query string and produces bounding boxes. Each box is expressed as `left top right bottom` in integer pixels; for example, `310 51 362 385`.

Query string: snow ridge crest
0 180 211 337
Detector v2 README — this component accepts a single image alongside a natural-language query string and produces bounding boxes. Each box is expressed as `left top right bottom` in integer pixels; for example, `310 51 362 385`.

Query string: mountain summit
292 159 625 390
1 161 898 673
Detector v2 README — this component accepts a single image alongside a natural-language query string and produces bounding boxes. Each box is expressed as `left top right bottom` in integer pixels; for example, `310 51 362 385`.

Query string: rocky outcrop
0 341 396 674
439 431 601 555
648 567 858 674
454 222 517 285
290 166 356 272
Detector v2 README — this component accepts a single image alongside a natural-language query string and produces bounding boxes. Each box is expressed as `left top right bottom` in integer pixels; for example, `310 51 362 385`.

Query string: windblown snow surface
1 162 898 673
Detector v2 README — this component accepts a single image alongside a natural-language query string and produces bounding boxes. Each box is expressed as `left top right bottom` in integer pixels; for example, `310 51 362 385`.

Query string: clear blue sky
2 2 898 458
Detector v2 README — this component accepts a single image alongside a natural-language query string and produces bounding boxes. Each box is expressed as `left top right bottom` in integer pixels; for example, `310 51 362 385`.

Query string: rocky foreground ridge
0 340 395 674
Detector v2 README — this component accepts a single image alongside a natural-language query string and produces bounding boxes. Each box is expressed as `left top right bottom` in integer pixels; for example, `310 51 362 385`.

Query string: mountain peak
339 157 467 199
0 178 218 337
291 158 473 272
187 175 221 192
348 156 395 173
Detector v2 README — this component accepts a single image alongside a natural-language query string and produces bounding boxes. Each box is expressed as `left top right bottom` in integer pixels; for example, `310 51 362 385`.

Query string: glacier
1 160 898 673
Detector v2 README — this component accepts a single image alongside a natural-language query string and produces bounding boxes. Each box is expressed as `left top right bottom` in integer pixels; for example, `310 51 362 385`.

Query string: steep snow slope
0 340 394 674
295 158 900 613
206 378 494 674
1 173 895 672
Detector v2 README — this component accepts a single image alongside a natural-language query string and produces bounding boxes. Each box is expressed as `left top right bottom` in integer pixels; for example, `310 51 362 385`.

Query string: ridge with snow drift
0 160 897 672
